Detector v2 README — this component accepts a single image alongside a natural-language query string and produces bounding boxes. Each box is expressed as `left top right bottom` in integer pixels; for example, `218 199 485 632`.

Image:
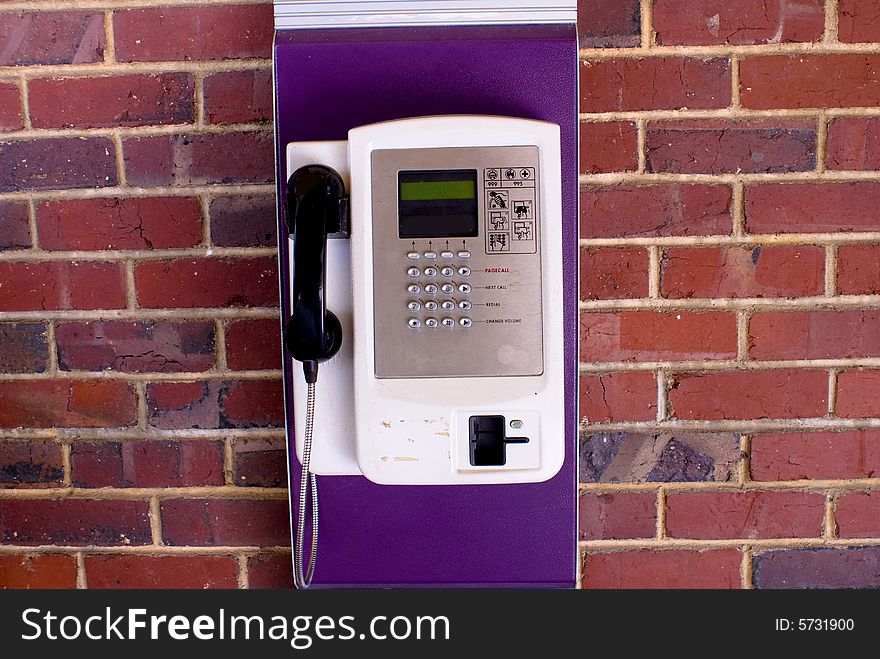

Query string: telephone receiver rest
284 165 347 372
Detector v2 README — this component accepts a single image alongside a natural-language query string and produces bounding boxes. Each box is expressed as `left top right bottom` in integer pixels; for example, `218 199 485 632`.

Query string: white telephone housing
289 116 564 485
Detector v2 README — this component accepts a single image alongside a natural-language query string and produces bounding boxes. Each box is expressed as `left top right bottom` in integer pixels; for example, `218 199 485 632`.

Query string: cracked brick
838 245 880 295
580 247 649 300
0 499 150 546
746 182 880 233
751 430 880 480
0 380 137 429
827 117 880 170
578 0 641 48
0 202 30 251
839 0 880 42
0 262 126 312
0 439 64 488
579 492 656 540
580 372 658 423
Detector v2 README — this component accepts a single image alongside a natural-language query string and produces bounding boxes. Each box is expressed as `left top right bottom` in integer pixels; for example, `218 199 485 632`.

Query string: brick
582 311 737 362
752 431 880 481
580 372 657 423
740 55 880 109
0 81 22 132
29 74 194 129
579 492 656 540
0 323 49 373
85 555 238 589
580 121 638 174
661 246 824 298
0 261 126 311
582 550 742 589
669 370 828 420
647 120 816 174
0 439 63 488
71 440 224 488
37 197 202 251
233 438 287 488
0 11 105 66
835 492 880 538
225 319 282 371
653 0 824 45
204 70 272 124
135 257 278 309
124 132 273 187
0 499 150 546
754 547 880 588
160 499 291 547
146 380 283 430
580 248 648 300
826 117 880 170
248 554 293 589
581 58 731 112
210 195 277 248
0 202 30 250
0 380 137 429
666 491 825 539
0 554 77 589
0 137 117 192
839 0 880 42
115 5 273 62
581 184 731 239
751 311 880 360
746 182 880 233
838 245 880 295
836 370 880 418
579 432 741 483
56 321 215 373
577 0 640 47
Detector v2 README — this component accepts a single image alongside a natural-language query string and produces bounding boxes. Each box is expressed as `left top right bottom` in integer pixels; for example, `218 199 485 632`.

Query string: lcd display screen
398 169 478 238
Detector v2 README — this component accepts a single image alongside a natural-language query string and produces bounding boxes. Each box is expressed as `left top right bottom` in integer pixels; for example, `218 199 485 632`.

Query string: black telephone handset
284 165 348 383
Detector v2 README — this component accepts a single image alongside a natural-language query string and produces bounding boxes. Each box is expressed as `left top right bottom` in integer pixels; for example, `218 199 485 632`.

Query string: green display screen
399 179 476 201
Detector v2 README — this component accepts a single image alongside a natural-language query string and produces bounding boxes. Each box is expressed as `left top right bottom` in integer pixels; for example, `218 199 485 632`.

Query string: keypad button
441 250 454 259
408 318 421 329
424 284 439 295
424 266 438 277
459 300 472 311
458 266 471 277
440 266 454 277
424 251 437 259
440 283 455 295
458 283 472 294
458 250 471 259
407 267 420 278
441 300 455 311
425 318 438 328
407 284 421 295
425 301 439 311
459 318 472 328
407 251 420 260
407 301 421 312
441 318 455 328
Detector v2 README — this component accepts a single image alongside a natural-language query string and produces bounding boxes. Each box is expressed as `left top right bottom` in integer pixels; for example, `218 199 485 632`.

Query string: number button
441 300 455 311
424 267 438 277
407 267 420 278
407 301 421 312
441 266 454 277
407 284 421 295
425 301 439 312
408 318 421 329
441 318 455 328
425 318 438 328
424 284 439 295
458 267 471 277
458 283 472 294
440 283 455 295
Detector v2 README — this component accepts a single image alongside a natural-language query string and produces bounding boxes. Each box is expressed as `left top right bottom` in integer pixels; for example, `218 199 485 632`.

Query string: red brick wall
0 0 878 590
579 0 880 589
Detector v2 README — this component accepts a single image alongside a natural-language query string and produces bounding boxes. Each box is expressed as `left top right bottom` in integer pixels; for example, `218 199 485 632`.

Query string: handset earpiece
284 165 348 383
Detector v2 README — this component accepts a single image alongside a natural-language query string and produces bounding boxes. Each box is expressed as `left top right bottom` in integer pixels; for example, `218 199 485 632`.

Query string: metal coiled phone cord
294 381 319 589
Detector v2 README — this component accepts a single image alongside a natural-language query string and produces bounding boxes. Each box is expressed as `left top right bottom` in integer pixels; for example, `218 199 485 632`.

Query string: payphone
274 0 578 589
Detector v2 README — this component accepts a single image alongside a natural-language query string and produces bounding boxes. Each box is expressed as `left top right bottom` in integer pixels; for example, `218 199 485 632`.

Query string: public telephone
283 115 565 585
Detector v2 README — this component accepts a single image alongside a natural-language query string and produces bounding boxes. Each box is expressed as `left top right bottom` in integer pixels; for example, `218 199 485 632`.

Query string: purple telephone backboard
274 24 578 587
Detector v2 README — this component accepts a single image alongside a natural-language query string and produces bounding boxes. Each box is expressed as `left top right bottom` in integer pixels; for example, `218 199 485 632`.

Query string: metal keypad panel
371 146 544 379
